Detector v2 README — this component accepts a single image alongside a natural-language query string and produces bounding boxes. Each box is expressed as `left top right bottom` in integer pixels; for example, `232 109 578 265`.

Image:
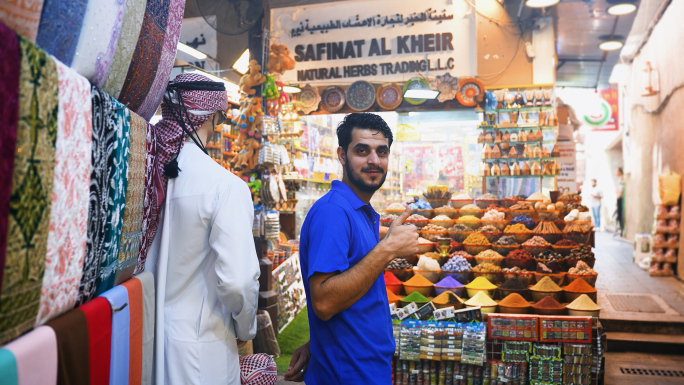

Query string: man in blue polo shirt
290 113 419 384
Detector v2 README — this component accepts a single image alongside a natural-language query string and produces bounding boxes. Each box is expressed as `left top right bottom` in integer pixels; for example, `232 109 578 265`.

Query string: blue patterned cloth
35 0 88 66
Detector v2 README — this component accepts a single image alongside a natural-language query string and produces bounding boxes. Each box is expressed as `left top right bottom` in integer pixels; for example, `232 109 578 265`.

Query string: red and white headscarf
136 73 228 273
240 354 278 385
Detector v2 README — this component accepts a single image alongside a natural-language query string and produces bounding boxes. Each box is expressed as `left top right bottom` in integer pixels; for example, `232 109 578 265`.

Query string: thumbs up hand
381 209 419 260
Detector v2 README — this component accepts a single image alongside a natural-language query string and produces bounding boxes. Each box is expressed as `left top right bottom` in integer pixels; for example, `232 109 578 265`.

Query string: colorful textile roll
70 0 126 86
0 0 44 42
0 21 21 299
0 348 18 385
100 286 130 385
94 101 131 296
122 278 143 384
36 58 93 326
0 36 58 345
102 0 147 99
46 309 89 385
118 0 171 114
136 271 155 385
79 297 112 385
35 0 88 66
76 88 117 306
135 111 158 275
114 112 147 286
3 326 58 385
136 0 186 120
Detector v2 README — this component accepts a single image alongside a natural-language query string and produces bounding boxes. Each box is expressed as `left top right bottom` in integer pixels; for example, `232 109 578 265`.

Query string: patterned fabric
102 0 146 99
71 0 126 86
94 101 130 296
136 0 186 120
0 22 21 299
114 112 147 286
2 326 58 385
35 58 93 326
0 36 58 345
135 112 157 274
240 354 278 385
76 87 117 306
0 0 44 42
135 73 228 273
35 0 88 66
118 0 171 114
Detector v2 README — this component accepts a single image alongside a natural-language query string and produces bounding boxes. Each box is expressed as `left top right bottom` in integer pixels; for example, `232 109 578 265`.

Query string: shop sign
555 140 576 190
270 0 476 84
583 88 618 131
396 123 421 142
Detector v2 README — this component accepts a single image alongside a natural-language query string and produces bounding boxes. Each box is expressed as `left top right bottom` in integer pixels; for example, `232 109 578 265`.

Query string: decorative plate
402 77 430 105
346 81 376 111
298 84 321 114
430 73 460 103
456 77 485 107
376 83 403 110
320 86 346 113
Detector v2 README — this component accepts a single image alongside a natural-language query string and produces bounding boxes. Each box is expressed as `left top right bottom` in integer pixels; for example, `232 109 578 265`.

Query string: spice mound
507 249 532 260
509 202 534 210
566 294 601 311
407 214 428 221
476 250 504 259
418 237 434 244
532 296 565 310
449 224 472 232
381 214 398 221
465 277 497 290
442 255 472 272
435 276 464 288
478 225 501 234
387 203 407 210
504 224 532 234
498 293 531 308
422 223 447 232
503 267 530 274
433 291 465 305
564 277 597 293
472 263 501 273
482 209 506 221
523 236 551 246
416 255 441 271
401 291 430 303
531 276 562 292
458 215 481 223
384 271 402 284
527 192 548 201
555 239 578 246
432 214 453 222
461 204 481 211
478 193 498 200
453 193 473 200
387 289 401 303
465 291 497 307
387 258 412 269
405 274 434 287
569 245 594 260
495 236 518 246
568 260 597 275
499 278 528 290
464 232 490 245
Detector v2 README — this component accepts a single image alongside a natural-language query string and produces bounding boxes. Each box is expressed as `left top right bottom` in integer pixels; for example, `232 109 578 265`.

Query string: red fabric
137 72 228 271
121 278 143 384
79 297 112 385
0 21 20 299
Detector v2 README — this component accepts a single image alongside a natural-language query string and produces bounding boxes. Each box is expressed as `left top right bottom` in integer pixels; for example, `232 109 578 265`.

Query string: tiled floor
594 231 684 321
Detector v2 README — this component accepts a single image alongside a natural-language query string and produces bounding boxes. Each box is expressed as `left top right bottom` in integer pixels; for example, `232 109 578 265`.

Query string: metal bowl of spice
531 296 566 316
497 277 532 301
497 293 532 314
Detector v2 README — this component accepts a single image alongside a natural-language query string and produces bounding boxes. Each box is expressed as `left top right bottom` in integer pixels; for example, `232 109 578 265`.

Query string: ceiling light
187 70 240 94
607 2 637 16
232 49 250 74
599 40 624 51
282 85 301 94
525 0 559 8
403 89 440 99
177 42 207 60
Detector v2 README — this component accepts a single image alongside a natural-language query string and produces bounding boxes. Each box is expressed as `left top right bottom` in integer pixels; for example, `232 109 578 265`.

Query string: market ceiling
555 0 638 89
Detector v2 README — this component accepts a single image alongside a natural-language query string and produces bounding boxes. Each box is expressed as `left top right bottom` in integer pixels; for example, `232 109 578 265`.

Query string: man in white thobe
145 73 261 385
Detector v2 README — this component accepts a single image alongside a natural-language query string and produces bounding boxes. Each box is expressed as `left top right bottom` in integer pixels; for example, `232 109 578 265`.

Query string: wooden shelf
654 228 680 234
223 133 238 139
223 151 238 157
656 214 681 220
478 125 557 131
206 144 222 150
294 145 335 158
653 243 679 249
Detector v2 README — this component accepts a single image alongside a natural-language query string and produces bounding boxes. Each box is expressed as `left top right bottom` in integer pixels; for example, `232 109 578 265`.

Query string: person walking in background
295 113 419 384
616 167 625 236
589 179 603 230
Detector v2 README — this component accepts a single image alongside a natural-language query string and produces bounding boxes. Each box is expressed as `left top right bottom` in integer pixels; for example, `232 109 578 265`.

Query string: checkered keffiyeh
135 73 228 273
240 354 278 385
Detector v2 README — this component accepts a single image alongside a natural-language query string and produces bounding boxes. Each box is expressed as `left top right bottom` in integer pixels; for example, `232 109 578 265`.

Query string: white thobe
147 142 260 385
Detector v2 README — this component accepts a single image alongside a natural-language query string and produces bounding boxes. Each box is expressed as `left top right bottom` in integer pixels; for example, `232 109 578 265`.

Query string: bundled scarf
240 354 278 385
135 73 228 274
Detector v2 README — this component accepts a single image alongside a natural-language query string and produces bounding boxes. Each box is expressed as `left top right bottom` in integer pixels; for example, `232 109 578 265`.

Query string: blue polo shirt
300 181 394 385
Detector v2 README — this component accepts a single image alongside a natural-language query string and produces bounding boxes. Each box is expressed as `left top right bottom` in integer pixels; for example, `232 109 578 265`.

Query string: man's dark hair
592 179 597 183
337 113 393 151
617 167 623 174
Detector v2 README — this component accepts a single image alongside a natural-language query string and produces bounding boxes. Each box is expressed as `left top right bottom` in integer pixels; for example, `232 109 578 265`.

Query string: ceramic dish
320 86 346 113
346 80 376 111
430 73 459 103
403 77 430 105
298 85 321 114
376 83 403 110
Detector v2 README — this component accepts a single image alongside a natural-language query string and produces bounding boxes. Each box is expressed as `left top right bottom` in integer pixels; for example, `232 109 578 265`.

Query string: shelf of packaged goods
294 145 335 158
223 151 238 157
483 140 558 145
302 178 332 184
380 186 402 191
474 106 555 114
477 125 557 131
653 243 679 249
206 144 222 150
223 133 238 139
482 157 559 162
482 174 559 178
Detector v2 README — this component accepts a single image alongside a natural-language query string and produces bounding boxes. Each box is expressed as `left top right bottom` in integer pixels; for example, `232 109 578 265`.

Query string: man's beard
345 161 387 193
